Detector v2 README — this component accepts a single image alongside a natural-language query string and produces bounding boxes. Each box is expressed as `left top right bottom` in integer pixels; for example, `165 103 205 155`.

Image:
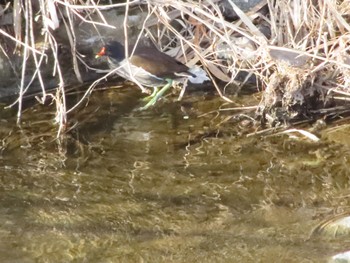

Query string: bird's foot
139 81 172 110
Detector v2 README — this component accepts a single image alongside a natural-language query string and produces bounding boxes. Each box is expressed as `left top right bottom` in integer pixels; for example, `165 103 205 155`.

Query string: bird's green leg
142 87 159 101
140 79 173 110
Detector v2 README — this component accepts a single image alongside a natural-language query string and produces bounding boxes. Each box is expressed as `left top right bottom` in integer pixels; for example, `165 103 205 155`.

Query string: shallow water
1 86 350 262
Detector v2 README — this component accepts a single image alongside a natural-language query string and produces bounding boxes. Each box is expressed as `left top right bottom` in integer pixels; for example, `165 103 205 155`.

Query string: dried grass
0 0 350 135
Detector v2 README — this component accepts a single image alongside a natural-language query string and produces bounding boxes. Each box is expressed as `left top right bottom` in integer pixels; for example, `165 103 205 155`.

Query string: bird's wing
129 47 190 79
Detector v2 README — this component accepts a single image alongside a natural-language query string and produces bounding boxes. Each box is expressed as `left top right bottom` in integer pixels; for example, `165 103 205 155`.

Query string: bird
95 40 209 109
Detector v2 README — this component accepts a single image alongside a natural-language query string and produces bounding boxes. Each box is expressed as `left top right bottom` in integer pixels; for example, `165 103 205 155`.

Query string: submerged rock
312 213 350 238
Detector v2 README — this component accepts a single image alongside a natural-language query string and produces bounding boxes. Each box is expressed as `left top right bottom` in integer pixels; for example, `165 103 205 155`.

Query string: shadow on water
1 84 350 262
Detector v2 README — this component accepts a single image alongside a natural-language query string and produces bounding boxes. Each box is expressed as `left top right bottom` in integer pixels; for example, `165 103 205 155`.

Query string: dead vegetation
0 0 350 134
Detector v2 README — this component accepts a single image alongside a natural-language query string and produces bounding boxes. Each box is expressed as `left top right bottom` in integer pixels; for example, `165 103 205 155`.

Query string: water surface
0 86 349 262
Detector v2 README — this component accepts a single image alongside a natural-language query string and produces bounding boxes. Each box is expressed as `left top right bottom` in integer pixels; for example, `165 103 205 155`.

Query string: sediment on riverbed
0 1 349 131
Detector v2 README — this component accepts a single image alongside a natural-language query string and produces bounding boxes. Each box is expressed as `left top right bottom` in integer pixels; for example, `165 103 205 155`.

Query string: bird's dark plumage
96 41 196 87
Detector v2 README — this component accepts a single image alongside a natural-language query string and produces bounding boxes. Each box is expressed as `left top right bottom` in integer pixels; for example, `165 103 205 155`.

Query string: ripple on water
0 88 349 262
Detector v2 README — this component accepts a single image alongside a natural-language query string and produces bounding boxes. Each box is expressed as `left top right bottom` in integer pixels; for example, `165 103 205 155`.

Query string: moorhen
96 40 208 109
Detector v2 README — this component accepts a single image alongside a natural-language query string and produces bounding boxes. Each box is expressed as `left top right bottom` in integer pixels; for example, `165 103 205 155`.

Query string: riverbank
0 1 349 133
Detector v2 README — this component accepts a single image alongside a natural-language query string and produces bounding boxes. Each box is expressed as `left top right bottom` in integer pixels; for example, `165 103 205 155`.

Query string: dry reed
0 0 349 135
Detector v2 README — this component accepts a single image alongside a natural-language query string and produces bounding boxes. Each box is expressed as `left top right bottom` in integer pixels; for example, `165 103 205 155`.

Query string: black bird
96 40 208 109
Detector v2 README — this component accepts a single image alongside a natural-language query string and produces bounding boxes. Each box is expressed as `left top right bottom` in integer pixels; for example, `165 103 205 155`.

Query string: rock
218 0 267 21
269 48 310 68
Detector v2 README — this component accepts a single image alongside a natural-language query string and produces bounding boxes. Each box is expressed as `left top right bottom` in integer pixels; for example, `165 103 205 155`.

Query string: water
0 86 350 262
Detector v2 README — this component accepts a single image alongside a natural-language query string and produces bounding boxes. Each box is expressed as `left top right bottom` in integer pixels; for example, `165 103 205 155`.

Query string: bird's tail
187 66 210 84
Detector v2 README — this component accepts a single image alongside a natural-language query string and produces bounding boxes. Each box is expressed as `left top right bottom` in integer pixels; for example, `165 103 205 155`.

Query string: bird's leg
142 87 159 101
140 79 173 110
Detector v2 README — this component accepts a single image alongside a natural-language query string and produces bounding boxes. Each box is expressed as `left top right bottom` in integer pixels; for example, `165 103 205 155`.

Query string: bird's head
95 41 125 61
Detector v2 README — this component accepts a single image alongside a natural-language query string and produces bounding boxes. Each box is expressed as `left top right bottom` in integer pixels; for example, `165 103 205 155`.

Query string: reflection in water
0 86 349 262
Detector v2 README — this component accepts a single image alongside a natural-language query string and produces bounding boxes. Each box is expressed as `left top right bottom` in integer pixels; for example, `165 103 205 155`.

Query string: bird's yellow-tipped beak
95 46 106 58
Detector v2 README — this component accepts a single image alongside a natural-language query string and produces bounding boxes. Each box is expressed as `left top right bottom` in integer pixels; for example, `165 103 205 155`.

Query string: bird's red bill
95 47 106 58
